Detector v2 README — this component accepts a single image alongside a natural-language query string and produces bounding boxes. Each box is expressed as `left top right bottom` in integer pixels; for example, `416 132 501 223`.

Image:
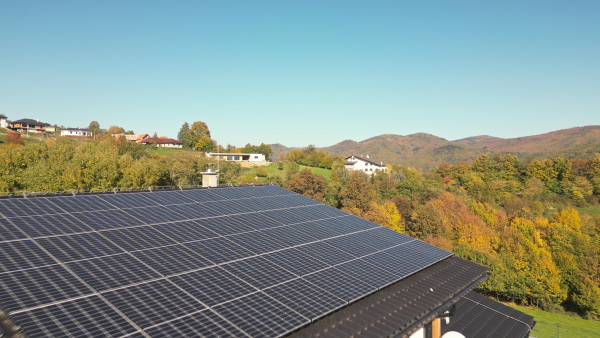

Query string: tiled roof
140 137 183 144
289 256 489 338
345 155 386 167
442 291 535 338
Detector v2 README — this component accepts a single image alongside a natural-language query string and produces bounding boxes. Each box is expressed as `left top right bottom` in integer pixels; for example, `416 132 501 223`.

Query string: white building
60 128 93 137
0 114 8 128
140 137 183 148
206 152 267 162
344 155 388 174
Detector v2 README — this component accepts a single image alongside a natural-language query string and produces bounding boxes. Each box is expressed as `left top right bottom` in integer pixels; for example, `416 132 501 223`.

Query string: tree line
280 152 600 319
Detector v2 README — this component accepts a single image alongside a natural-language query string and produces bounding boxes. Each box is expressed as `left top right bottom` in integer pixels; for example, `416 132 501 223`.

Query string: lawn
507 304 600 337
243 163 332 179
575 205 600 216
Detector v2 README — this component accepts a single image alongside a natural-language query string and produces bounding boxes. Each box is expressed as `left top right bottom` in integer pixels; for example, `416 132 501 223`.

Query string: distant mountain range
271 126 600 171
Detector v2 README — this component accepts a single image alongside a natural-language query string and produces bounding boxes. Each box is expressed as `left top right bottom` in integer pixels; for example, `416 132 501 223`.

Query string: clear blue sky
1 1 599 147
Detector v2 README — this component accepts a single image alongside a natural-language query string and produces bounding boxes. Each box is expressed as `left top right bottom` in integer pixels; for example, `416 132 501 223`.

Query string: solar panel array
0 186 453 337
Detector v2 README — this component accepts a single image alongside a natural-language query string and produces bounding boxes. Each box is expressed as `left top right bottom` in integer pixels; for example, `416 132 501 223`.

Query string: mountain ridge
270 126 600 171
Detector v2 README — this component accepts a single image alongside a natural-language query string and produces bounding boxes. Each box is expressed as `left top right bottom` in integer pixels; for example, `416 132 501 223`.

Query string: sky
1 1 599 147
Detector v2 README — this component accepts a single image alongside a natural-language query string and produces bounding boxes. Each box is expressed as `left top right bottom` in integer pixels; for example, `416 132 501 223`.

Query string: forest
1 135 599 320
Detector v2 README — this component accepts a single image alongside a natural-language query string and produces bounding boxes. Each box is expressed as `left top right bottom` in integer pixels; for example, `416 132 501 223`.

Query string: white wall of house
156 143 183 148
60 129 93 136
345 155 388 174
206 153 267 162
0 117 8 129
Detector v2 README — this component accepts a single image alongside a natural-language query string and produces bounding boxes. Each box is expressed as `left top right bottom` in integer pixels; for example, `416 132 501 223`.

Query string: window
254 156 259 159
234 156 240 161
227 156 233 161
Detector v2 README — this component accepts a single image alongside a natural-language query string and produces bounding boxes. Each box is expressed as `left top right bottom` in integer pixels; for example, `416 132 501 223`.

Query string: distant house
61 128 93 137
112 134 150 143
140 137 183 148
345 155 388 174
0 114 7 129
9 118 50 133
206 152 267 162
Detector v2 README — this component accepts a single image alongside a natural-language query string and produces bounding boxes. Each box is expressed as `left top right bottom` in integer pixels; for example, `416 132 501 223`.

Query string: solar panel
97 192 159 208
170 266 257 307
221 256 296 289
66 254 161 291
8 213 92 238
213 292 309 337
102 279 205 330
0 218 28 242
263 278 346 321
303 268 377 302
100 226 178 251
263 248 330 277
0 185 454 337
151 220 219 242
131 245 213 275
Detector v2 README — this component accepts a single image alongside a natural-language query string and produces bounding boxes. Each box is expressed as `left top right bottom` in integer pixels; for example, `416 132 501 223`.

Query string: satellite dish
442 332 466 338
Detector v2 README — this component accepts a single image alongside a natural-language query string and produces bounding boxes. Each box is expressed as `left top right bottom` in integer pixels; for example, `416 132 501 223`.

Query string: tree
185 121 212 150
152 132 158 138
285 169 326 201
106 125 125 135
177 122 190 146
88 121 101 136
5 132 24 146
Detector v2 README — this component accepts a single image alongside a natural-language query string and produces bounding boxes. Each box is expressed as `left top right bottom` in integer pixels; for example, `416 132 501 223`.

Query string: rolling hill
270 126 600 171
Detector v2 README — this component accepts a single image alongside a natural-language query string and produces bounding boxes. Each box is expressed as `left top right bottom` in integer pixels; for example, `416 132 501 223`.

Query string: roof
9 118 50 126
0 186 525 337
442 291 535 338
289 256 489 338
140 137 183 144
345 155 387 167
63 127 92 132
0 114 6 119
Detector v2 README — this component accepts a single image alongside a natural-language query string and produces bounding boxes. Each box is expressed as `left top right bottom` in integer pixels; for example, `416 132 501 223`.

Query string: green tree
88 121 101 136
185 121 212 150
177 122 190 146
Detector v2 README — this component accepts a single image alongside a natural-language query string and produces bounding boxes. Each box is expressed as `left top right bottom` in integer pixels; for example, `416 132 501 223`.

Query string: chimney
201 163 219 187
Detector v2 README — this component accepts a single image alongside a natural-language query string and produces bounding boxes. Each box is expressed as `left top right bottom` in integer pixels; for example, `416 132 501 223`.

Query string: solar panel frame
0 218 27 242
258 209 311 225
71 209 146 230
335 259 401 289
66 254 161 291
236 186 279 197
100 226 178 252
361 252 422 278
165 203 224 220
260 226 319 246
229 212 283 230
0 240 59 273
184 237 256 264
295 241 357 266
131 245 214 276
221 256 297 289
199 200 254 216
0 197 61 218
0 264 92 312
226 230 290 255
143 308 248 337
151 220 220 243
213 292 309 338
140 190 196 206
290 221 342 240
11 296 139 337
313 218 364 234
35 232 125 262
49 195 116 213
8 213 93 238
324 235 380 257
302 268 376 303
169 266 257 307
263 248 330 277
96 192 159 208
124 206 189 224
177 189 224 203
194 216 256 236
263 278 346 322
209 187 255 200
102 279 206 330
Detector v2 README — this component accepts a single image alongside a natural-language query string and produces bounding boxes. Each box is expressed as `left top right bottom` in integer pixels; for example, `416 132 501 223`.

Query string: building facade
206 152 267 162
344 155 388 174
60 128 93 137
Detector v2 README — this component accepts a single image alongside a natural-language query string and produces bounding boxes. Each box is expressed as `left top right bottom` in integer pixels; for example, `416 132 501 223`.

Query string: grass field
507 304 600 337
243 163 332 179
575 205 600 216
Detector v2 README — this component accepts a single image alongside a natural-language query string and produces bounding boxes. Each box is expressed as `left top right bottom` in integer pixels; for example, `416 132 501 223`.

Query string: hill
270 126 600 170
